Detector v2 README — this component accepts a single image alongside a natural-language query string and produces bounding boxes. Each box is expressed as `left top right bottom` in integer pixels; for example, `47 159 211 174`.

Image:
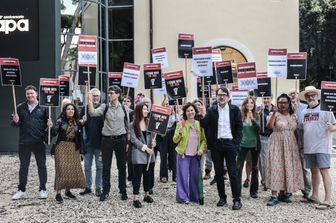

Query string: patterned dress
54 121 86 190
265 113 304 193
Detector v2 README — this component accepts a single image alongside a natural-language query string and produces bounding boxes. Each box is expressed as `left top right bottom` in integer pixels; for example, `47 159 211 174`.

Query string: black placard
39 79 60 107
287 53 307 80
255 77 272 97
0 58 21 86
147 105 171 135
216 63 233 84
196 77 211 98
178 34 194 58
78 66 96 86
144 64 162 89
321 81 336 112
59 76 70 96
165 72 186 100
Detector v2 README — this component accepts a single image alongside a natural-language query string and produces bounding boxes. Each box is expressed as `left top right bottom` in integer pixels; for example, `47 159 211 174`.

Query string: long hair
241 96 256 120
132 102 148 137
277 93 294 115
58 103 80 122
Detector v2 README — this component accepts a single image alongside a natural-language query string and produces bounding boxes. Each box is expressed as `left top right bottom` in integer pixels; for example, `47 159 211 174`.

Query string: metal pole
149 0 154 103
104 0 110 102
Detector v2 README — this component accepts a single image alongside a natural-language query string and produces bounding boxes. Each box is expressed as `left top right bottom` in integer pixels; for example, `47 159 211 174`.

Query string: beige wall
134 0 299 104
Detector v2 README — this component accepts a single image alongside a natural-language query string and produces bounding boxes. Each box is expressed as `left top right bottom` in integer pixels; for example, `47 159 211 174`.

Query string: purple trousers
176 154 199 203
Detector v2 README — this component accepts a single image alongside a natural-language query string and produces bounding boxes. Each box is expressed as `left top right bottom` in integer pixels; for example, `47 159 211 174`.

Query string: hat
299 86 321 101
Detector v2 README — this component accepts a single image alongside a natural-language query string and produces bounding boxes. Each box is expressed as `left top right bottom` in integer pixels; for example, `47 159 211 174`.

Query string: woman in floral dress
265 94 304 206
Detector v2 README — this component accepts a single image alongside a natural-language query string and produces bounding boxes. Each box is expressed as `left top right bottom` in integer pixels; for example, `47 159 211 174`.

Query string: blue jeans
84 146 103 190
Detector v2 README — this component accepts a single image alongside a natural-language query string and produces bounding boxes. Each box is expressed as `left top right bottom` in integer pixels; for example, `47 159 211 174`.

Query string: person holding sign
79 88 104 197
130 102 156 208
298 86 336 210
52 103 86 204
236 96 261 199
11 85 51 200
265 94 304 206
88 85 130 202
173 103 206 205
200 87 243 210
288 89 312 199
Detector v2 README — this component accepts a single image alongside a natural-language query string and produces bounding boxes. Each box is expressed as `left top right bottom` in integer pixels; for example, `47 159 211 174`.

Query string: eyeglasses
305 94 317 99
217 93 228 97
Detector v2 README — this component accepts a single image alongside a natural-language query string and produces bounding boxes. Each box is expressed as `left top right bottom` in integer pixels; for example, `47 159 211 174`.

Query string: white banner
238 77 258 90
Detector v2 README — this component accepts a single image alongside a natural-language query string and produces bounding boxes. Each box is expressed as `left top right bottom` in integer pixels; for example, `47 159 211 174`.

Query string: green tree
300 0 336 88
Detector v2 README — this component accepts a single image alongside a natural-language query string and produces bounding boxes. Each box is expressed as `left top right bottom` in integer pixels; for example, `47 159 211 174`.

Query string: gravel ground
0 154 335 223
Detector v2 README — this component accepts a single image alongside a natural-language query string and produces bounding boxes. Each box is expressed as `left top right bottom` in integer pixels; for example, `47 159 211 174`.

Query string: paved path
0 155 335 223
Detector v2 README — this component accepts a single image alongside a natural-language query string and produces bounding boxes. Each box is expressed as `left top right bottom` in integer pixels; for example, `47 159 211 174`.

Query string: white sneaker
12 190 26 200
39 190 48 199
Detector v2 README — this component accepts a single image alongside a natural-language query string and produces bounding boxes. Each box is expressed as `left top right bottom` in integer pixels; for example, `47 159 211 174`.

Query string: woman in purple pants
173 103 206 204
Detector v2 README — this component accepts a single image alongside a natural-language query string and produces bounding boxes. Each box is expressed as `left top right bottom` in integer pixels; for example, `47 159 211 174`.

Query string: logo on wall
0 15 29 34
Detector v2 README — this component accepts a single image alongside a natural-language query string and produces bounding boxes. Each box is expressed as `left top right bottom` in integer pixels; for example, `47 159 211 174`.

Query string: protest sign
152 47 169 68
0 58 21 86
108 72 122 87
153 77 167 95
197 77 210 98
178 33 194 58
255 72 272 97
39 78 60 107
144 63 162 89
121 63 141 89
192 47 213 77
212 49 222 62
230 86 248 107
78 65 96 86
59 75 70 97
321 81 336 112
216 61 233 84
78 35 97 65
147 105 172 135
287 52 307 80
237 62 257 90
267 48 287 78
164 71 186 100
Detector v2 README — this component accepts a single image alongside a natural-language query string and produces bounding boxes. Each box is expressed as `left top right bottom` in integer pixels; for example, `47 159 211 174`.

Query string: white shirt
217 103 233 139
28 102 38 113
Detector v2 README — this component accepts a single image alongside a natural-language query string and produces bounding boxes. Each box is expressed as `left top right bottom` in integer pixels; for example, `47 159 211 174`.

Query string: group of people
10 84 336 210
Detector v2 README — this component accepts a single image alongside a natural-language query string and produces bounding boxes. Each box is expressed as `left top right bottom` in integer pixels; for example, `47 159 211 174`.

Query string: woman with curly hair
52 103 86 204
173 102 206 205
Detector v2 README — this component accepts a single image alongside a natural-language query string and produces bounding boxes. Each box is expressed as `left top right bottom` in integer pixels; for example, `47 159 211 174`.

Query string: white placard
212 49 222 62
154 77 167 95
238 77 258 90
192 47 213 77
121 63 141 88
152 48 169 69
267 48 287 78
230 90 248 107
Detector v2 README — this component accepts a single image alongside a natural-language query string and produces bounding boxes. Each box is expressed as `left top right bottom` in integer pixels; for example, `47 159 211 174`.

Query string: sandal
314 203 335 210
243 179 250 188
300 197 320 204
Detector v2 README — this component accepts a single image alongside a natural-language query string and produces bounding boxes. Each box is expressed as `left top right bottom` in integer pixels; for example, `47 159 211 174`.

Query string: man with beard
299 86 336 210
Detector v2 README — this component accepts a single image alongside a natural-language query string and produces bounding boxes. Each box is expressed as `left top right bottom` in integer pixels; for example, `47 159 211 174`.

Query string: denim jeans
84 146 103 190
259 135 269 183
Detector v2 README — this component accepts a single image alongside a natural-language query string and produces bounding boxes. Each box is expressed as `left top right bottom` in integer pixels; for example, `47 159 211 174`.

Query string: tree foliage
300 0 336 88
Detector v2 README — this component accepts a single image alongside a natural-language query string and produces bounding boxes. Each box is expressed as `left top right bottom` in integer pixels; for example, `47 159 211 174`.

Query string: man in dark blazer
200 86 243 210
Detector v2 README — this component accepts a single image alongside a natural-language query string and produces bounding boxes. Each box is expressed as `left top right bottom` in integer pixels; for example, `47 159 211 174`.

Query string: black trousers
127 145 133 181
237 147 259 196
18 142 47 192
211 139 240 202
132 163 155 195
101 136 127 195
159 128 176 180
